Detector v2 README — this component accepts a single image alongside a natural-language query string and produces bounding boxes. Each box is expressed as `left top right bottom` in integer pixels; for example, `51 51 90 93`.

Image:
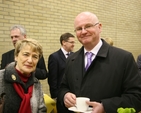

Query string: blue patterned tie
85 52 93 70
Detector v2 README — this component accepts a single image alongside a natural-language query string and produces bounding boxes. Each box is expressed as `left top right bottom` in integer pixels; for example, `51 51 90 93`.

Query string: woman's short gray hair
14 38 43 59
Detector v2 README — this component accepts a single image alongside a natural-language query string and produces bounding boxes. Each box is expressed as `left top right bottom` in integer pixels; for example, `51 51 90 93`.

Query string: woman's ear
14 56 17 61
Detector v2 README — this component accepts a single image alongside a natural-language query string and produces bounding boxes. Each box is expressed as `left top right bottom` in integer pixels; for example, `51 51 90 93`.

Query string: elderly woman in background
0 38 47 113
103 37 114 46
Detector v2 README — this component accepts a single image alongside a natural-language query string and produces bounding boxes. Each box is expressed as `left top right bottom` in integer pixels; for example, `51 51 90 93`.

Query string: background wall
0 0 141 95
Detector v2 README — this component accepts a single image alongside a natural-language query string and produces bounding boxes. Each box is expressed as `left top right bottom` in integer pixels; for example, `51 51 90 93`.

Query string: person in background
0 38 47 113
137 54 141 74
103 37 114 46
48 33 75 112
57 12 141 113
1 25 48 79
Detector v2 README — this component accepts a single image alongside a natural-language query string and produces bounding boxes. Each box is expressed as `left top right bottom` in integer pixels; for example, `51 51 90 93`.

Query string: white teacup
76 97 90 112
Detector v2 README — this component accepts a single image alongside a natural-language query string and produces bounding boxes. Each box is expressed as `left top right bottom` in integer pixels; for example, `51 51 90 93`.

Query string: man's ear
62 40 66 45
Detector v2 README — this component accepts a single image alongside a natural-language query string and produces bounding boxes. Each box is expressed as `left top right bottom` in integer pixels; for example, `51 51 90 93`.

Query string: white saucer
68 106 93 113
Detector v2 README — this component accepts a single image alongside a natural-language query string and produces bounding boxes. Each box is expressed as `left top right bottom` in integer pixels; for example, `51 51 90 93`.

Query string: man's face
10 28 26 47
63 37 75 52
74 13 102 48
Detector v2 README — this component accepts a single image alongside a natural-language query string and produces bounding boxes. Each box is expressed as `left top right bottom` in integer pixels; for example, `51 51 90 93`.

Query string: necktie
66 53 70 58
85 52 93 70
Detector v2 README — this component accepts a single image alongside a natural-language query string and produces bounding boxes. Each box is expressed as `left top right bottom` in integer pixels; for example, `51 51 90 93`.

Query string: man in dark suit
57 12 141 113
1 25 47 79
48 32 75 100
137 54 141 74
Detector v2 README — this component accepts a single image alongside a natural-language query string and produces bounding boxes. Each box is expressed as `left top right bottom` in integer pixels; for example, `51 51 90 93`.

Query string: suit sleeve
35 56 48 80
102 53 141 112
48 54 59 98
137 55 141 74
1 54 6 69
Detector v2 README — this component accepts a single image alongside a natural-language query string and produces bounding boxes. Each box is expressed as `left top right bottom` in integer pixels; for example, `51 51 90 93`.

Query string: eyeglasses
74 23 99 33
66 41 75 44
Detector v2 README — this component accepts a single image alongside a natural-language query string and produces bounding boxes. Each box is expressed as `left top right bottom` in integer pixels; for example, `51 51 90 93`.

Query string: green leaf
117 107 136 113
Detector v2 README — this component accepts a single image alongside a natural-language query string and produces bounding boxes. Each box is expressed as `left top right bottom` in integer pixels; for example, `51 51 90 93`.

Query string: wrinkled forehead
10 28 21 34
10 29 24 38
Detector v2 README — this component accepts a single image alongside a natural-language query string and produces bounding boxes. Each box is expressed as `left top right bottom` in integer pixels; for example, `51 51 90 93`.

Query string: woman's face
15 45 39 76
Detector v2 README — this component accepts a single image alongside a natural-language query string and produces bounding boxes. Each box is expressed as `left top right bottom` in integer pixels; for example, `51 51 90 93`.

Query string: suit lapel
71 47 85 78
58 49 66 62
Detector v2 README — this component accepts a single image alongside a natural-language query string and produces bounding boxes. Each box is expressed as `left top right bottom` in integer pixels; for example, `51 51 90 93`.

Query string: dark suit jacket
137 54 141 74
58 40 141 113
1 49 47 79
48 49 73 98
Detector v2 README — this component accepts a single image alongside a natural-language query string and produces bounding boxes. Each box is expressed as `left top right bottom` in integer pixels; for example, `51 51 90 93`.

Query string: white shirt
61 47 69 58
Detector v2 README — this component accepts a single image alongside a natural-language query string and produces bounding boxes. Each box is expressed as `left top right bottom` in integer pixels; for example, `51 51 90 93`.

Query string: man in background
103 37 114 46
48 32 75 101
1 25 47 79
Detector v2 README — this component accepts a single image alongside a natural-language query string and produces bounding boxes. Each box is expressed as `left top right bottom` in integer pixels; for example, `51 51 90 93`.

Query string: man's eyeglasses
66 41 75 44
74 23 99 33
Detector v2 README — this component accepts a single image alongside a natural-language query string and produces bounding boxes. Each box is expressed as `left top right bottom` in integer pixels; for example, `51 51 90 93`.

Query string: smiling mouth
81 35 90 38
25 65 33 68
82 36 89 39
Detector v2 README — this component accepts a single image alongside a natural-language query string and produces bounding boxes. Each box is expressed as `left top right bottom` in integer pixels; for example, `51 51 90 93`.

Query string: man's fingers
86 101 97 107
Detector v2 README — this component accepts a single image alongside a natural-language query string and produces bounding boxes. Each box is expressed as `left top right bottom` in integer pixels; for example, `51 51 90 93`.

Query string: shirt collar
84 39 103 55
61 47 69 55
